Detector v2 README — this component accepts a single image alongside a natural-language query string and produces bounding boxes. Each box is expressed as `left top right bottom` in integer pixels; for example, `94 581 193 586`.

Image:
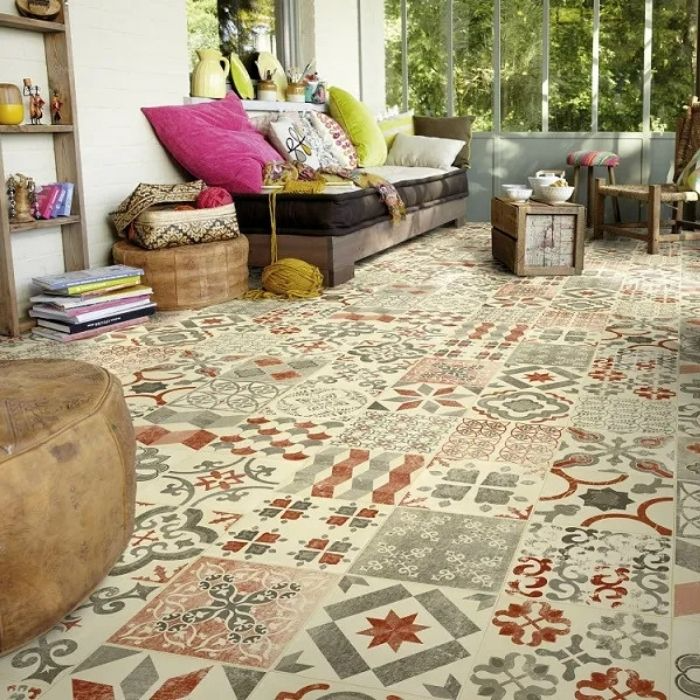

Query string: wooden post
586 166 595 226
608 166 622 222
593 177 606 240
648 184 661 254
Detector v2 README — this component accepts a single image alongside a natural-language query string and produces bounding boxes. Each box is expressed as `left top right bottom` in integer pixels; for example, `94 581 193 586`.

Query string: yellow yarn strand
243 190 325 300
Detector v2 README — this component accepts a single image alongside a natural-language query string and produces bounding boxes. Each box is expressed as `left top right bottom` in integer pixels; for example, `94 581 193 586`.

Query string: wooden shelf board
0 12 65 32
0 124 74 133
10 215 80 233
19 318 36 333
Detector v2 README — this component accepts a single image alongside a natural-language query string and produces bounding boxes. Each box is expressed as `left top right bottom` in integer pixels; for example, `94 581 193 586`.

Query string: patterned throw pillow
309 112 359 169
268 117 321 170
300 114 341 169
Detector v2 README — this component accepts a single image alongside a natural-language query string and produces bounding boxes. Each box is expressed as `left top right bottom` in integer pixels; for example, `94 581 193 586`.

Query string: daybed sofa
236 164 469 285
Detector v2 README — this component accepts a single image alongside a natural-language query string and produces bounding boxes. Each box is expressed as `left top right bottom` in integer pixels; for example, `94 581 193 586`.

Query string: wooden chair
594 98 700 254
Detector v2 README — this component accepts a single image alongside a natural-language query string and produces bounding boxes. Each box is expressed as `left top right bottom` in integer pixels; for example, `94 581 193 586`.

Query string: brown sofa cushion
413 115 473 168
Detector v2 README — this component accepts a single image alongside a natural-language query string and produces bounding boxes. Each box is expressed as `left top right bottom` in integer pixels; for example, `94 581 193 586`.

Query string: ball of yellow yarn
261 257 324 298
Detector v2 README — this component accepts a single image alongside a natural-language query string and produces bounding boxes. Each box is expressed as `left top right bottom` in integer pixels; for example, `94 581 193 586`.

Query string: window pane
598 0 644 131
501 0 543 131
187 0 219 69
454 0 494 130
385 0 403 110
218 0 276 58
407 0 449 116
651 0 698 132
549 0 593 131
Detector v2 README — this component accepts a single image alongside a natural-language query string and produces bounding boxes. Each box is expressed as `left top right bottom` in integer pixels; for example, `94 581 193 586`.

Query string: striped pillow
377 111 415 148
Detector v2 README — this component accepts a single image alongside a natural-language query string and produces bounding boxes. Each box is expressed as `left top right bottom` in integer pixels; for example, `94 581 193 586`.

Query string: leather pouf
112 237 249 311
0 359 136 655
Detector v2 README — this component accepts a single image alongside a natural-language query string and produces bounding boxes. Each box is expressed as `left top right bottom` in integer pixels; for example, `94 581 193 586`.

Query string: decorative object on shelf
286 82 305 103
15 0 62 21
190 48 230 99
22 78 44 125
256 72 278 101
0 83 23 125
50 88 62 124
229 52 254 99
6 173 36 223
311 81 327 105
255 52 287 100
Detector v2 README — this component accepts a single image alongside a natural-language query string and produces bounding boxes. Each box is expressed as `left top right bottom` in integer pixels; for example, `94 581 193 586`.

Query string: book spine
59 182 74 216
53 184 68 218
70 305 157 333
37 184 61 219
63 275 141 295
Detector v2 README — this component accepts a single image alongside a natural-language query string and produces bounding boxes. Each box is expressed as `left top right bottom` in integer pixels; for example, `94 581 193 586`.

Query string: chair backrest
675 97 700 181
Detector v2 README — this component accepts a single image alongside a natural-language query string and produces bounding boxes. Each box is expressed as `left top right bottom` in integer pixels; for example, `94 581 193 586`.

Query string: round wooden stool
567 150 622 225
0 359 135 655
113 237 249 311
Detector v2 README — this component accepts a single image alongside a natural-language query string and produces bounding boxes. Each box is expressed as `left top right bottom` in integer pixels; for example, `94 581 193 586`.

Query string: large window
386 0 699 133
187 0 277 69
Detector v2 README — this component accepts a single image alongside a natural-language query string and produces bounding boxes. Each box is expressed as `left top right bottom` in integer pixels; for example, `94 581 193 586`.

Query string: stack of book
34 182 75 220
30 265 157 342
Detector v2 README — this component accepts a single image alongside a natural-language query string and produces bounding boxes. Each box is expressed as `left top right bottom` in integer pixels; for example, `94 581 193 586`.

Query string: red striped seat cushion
567 150 620 167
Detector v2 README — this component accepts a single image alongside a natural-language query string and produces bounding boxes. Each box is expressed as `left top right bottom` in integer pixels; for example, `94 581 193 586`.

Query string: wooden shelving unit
0 5 88 337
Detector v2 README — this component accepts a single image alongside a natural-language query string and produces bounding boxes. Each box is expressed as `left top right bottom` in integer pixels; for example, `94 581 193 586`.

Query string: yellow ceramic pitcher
191 49 230 99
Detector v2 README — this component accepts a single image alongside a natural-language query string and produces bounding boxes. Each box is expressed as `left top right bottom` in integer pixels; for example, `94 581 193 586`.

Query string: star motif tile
368 382 478 415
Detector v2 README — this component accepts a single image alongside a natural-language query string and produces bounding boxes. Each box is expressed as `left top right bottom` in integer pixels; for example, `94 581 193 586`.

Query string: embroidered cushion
268 117 322 170
328 86 387 167
142 93 282 194
310 112 359 169
566 150 620 167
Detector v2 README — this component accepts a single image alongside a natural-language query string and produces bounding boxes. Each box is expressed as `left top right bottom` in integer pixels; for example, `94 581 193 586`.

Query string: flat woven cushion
567 150 620 167
599 182 699 202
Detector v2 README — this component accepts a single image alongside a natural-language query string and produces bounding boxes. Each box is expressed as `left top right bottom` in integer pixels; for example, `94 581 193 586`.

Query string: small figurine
50 89 62 124
6 173 36 223
22 79 44 125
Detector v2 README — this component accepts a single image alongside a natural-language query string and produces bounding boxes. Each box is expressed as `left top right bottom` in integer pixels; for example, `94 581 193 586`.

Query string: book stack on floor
30 265 157 342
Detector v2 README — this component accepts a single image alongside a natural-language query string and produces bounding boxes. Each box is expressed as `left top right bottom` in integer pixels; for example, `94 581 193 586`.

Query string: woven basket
131 203 240 250
112 237 249 310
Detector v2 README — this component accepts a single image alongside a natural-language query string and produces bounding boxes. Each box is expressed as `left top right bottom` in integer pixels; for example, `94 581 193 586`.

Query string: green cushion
328 87 387 167
377 111 415 148
413 115 473 168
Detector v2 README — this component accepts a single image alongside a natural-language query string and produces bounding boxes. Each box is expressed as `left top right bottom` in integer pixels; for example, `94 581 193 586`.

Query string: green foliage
187 0 219 69
384 0 698 133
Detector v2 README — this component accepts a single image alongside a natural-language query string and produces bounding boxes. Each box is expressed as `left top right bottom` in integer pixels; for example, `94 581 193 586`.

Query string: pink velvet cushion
142 93 282 194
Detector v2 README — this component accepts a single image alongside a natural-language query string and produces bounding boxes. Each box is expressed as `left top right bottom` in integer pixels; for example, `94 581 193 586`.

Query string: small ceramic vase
257 79 278 102
0 83 24 125
286 83 305 103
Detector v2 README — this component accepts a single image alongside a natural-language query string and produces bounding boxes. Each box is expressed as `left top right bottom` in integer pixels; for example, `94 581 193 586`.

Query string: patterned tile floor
1 222 699 700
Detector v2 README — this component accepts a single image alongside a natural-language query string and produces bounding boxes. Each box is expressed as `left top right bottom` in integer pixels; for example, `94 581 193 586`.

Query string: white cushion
385 133 465 171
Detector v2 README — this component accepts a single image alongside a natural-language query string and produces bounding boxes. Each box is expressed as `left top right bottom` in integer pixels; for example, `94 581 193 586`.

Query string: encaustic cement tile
108 557 332 669
465 596 671 699
212 495 391 572
349 508 524 592
671 618 700 699
399 458 543 521
275 574 495 700
39 648 264 700
504 521 672 616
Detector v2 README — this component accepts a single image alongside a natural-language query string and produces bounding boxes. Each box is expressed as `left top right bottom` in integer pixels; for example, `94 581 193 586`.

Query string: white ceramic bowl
503 187 533 202
538 185 575 203
528 175 560 195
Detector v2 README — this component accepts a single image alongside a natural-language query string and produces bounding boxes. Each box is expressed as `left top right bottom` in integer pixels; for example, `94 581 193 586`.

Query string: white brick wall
0 0 189 308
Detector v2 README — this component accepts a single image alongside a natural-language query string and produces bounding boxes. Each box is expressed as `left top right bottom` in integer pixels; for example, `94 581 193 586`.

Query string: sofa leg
325 264 355 287
449 217 467 228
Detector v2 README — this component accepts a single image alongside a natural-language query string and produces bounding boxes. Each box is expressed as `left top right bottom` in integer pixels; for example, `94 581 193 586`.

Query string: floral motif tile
506 341 596 370
505 521 671 615
432 418 563 475
109 557 331 668
267 377 372 419
215 495 391 572
332 410 457 456
282 447 426 505
678 480 700 540
672 618 700 699
473 387 574 425
368 382 478 415
466 597 671 699
399 459 542 520
396 356 501 391
277 575 495 699
350 508 524 591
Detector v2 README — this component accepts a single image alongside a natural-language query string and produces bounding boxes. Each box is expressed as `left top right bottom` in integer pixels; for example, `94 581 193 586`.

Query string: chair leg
608 166 622 223
572 165 580 204
593 177 606 240
586 167 595 227
648 185 661 254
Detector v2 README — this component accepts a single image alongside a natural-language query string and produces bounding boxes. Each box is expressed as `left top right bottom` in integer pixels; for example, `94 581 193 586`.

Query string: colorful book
53 184 68 218
30 296 153 324
30 285 153 309
57 182 74 216
36 304 157 334
35 184 61 219
33 265 144 292
48 275 142 296
32 316 150 342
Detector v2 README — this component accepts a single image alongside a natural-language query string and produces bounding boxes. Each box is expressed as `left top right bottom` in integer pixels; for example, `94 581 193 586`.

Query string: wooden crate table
491 197 584 276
